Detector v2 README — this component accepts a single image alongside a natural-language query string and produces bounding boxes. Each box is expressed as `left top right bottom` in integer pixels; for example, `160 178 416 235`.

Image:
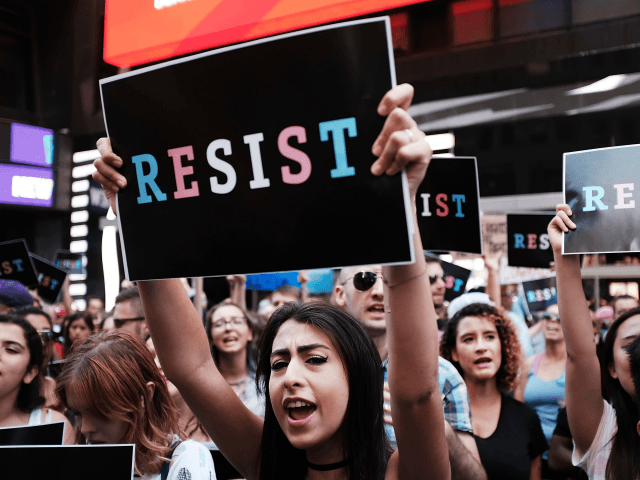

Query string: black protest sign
522 277 557 313
54 250 85 275
426 253 471 302
100 18 413 281
30 255 67 304
0 239 38 286
0 445 135 480
0 422 64 446
417 157 482 254
507 213 555 268
564 144 640 254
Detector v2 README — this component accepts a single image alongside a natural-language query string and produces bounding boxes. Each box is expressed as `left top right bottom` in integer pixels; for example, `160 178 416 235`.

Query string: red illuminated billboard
104 0 426 67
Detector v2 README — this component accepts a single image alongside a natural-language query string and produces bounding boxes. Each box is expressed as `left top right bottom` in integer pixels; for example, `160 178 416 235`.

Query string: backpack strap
160 439 183 480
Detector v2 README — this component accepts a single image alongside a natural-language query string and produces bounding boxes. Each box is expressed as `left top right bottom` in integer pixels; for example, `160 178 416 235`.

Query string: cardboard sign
100 18 414 281
0 422 64 446
30 255 67 304
0 444 135 480
507 213 555 268
53 250 85 275
482 214 508 258
0 239 38 286
417 157 482 254
564 144 640 254
522 277 557 313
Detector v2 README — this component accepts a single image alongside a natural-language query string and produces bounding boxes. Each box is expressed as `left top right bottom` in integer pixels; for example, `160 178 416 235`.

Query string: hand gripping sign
564 144 640 254
100 18 414 281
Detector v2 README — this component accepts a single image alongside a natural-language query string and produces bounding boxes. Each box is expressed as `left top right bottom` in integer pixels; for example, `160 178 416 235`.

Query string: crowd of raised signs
2 241 640 480
3 78 640 479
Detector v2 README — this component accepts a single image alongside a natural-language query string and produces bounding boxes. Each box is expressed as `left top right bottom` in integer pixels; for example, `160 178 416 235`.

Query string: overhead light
71 210 89 223
73 149 100 164
69 283 87 296
566 93 640 115
102 223 120 311
565 73 640 96
425 133 455 151
72 164 97 179
72 180 90 192
70 225 89 237
69 273 87 281
71 195 89 208
70 240 88 253
72 299 87 311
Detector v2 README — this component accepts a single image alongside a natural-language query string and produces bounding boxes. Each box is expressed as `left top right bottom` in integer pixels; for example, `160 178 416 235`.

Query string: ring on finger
404 128 414 143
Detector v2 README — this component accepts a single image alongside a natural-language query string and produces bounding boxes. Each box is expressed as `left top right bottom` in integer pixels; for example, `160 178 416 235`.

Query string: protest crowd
4 5 640 480
3 81 640 480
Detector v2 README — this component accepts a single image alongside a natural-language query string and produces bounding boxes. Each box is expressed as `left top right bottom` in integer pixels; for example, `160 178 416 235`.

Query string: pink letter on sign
168 146 200 199
527 234 537 249
279 126 311 184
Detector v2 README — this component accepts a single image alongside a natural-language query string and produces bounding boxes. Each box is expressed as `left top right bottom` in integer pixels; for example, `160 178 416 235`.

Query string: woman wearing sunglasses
93 83 451 480
204 302 264 417
515 304 567 479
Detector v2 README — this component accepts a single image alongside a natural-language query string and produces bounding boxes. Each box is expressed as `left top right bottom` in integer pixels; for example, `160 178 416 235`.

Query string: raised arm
548 204 603 456
94 140 263 479
373 85 450 480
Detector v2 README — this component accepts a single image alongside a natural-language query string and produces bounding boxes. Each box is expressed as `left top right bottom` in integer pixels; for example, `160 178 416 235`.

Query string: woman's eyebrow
270 343 330 358
2 340 25 349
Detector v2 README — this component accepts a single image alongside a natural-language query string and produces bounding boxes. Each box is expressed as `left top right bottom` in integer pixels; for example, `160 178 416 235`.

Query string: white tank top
27 407 52 426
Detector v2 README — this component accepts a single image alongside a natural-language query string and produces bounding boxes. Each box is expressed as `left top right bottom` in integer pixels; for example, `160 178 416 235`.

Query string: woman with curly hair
56 331 215 479
440 302 548 480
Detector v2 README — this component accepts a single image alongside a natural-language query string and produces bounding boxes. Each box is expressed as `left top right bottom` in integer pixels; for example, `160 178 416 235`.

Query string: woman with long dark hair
204 302 264 417
440 303 548 480
0 315 73 443
62 312 94 358
549 204 640 480
92 83 450 480
56 331 215 479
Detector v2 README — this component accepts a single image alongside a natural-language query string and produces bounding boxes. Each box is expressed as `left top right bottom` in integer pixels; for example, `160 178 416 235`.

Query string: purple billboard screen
0 164 54 207
10 123 54 167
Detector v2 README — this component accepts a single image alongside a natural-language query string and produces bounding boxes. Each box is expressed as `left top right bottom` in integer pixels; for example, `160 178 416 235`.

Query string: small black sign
0 444 135 480
30 255 67 304
0 239 38 286
53 250 85 275
0 422 64 446
522 277 557 313
564 144 640 254
426 253 471 302
100 18 413 281
507 213 555 268
417 157 482 254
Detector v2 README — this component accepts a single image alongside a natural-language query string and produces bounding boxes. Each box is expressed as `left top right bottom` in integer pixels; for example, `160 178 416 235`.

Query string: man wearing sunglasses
334 266 487 480
113 286 149 340
425 257 448 320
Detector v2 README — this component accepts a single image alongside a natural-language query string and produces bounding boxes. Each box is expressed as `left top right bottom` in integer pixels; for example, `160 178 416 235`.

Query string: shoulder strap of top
28 407 42 426
533 353 544 376
160 439 183 480
44 408 52 423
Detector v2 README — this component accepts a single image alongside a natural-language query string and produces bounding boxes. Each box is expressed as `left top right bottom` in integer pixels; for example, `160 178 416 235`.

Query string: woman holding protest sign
56 331 216 479
93 84 450 480
439 302 548 480
548 204 640 480
0 314 74 444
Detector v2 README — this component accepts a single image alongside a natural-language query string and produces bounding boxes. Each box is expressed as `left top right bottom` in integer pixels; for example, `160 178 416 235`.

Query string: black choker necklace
307 458 352 471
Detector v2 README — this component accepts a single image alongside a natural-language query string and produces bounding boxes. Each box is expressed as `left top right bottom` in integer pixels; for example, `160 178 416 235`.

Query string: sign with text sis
507 213 554 268
0 239 38 286
100 18 414 281
564 144 640 254
416 157 482 254
30 255 67 304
